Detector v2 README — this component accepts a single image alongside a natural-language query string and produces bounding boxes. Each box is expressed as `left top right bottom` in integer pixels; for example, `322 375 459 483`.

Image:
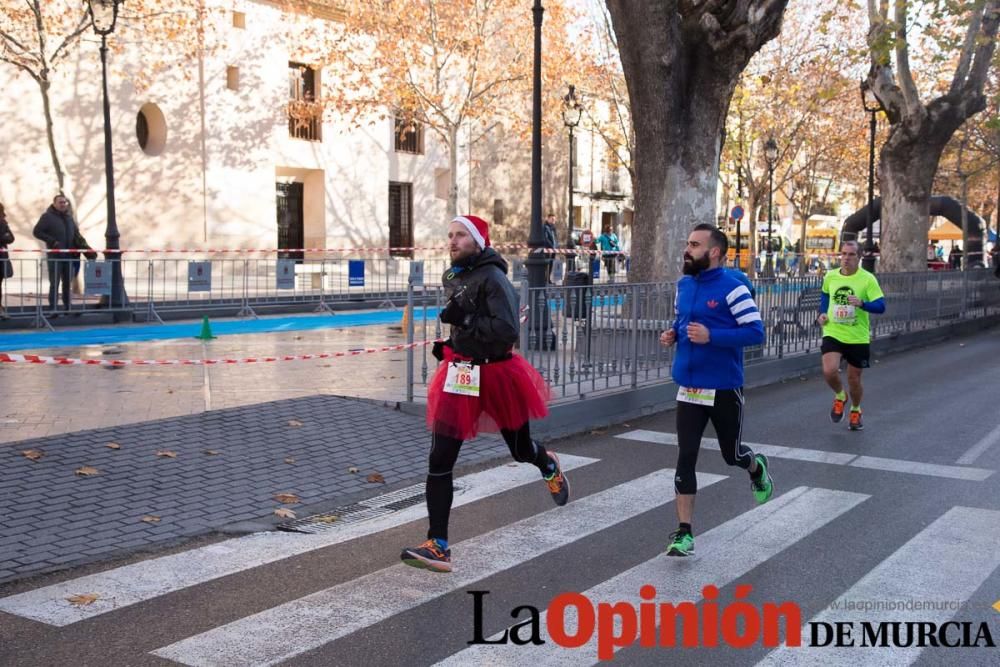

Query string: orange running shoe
849 409 864 431
831 397 846 423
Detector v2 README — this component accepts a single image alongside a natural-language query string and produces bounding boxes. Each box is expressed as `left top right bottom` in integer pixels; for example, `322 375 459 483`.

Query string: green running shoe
751 453 773 504
666 529 695 557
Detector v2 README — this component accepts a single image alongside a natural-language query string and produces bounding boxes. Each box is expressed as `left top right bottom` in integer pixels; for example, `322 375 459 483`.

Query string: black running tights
674 388 755 495
426 423 552 541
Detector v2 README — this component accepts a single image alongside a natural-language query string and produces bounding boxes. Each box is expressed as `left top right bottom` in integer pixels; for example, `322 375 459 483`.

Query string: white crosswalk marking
436 486 869 665
617 429 994 481
757 506 1000 666
956 420 1000 464
0 454 600 626
151 468 727 667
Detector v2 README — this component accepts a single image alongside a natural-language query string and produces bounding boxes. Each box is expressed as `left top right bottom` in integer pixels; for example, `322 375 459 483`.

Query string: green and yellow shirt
821 268 885 344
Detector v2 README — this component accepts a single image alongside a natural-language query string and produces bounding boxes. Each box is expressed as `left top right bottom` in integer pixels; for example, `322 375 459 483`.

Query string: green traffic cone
196 315 216 340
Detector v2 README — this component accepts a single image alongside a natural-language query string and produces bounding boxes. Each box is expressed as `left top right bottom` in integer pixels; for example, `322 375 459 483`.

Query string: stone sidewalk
1 394 507 584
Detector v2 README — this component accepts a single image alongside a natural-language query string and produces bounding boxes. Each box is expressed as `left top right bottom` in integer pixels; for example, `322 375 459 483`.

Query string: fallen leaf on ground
203 450 220 456
284 457 296 464
589 429 608 435
22 449 44 461
75 466 100 476
348 466 360 473
622 423 632 428
366 473 385 484
106 442 121 450
287 419 303 428
141 515 161 523
66 593 100 606
274 508 297 519
167 389 174 394
274 493 300 504
315 515 339 524
156 450 177 458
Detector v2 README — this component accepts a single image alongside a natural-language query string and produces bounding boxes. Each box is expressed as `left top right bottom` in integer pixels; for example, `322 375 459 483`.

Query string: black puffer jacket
441 248 520 360
33 206 79 259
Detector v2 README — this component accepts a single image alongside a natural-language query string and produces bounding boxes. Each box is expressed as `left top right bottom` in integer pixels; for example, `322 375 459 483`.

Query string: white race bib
832 304 856 325
677 386 716 406
444 362 481 396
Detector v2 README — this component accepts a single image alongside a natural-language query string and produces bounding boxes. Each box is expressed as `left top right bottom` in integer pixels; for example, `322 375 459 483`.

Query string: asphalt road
2 328 999 666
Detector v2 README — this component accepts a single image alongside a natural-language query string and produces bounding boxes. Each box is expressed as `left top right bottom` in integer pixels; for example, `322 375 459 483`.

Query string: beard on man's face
682 252 710 276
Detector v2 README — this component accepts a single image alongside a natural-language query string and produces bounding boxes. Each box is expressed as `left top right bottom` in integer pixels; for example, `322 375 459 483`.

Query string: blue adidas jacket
671 267 765 390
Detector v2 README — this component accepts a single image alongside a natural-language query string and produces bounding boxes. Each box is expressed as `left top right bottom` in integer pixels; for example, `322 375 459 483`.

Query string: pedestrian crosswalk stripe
151 468 727 667
956 420 1000 465
757 506 1000 666
617 430 993 481
0 454 600 627
436 486 869 665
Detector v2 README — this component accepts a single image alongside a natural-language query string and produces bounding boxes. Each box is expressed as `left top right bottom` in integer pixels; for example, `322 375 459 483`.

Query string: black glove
440 285 476 327
432 339 451 362
439 299 467 326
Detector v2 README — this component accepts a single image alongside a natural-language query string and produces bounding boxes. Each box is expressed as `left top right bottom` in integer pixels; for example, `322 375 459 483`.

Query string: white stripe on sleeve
730 298 756 315
736 311 762 324
726 285 750 304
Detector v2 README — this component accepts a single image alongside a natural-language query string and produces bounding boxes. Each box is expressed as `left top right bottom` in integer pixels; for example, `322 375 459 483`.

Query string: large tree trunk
878 100 978 272
606 1 787 282
868 0 999 272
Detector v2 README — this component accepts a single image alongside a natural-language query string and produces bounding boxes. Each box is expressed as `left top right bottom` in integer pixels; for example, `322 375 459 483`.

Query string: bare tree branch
50 11 90 66
893 0 922 116
949 0 986 95
961 0 1000 98
0 53 41 82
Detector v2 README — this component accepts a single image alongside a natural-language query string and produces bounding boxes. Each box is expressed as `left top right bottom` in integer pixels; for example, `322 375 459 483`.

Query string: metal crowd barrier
404 269 1000 404
0 252 630 329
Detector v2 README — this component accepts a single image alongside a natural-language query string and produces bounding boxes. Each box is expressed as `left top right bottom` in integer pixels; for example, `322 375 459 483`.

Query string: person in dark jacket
33 194 96 313
659 223 773 557
33 194 78 312
949 245 963 270
0 202 14 320
400 215 570 573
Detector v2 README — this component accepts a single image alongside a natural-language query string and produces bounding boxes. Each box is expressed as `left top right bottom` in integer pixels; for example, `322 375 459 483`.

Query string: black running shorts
821 336 870 369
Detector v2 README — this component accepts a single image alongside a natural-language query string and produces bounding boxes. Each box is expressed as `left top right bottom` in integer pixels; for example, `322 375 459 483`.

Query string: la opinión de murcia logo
468 587 997 661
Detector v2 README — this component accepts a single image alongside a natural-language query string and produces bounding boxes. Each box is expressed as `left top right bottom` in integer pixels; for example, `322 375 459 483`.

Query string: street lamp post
764 137 778 278
861 80 881 273
562 85 582 272
87 0 127 320
526 0 553 349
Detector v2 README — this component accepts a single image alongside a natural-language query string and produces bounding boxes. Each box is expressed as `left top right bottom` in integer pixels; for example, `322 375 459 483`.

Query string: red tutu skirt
426 347 550 440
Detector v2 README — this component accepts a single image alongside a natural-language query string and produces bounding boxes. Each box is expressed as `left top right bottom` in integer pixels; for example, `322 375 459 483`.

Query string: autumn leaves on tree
3 0 999 273
309 0 583 217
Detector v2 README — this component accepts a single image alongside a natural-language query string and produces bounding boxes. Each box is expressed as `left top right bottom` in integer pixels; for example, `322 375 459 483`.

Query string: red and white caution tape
6 244 630 257
0 307 531 368
0 340 441 367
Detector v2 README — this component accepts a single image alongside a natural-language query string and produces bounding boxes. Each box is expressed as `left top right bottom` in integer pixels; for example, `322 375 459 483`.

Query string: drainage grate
277 481 465 534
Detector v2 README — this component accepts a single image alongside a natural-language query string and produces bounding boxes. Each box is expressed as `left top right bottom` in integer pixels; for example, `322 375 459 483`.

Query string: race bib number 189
677 386 716 406
444 362 481 396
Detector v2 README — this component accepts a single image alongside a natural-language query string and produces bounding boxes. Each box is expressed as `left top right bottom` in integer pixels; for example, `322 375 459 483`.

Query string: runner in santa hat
400 214 570 573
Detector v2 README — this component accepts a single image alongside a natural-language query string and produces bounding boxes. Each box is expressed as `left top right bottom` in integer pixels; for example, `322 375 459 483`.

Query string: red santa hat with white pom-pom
451 215 491 249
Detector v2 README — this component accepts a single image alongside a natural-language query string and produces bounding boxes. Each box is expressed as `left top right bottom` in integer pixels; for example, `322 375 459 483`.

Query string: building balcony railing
288 100 323 142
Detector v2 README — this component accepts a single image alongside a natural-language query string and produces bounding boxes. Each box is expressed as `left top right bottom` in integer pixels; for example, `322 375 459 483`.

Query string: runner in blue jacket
659 223 774 557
